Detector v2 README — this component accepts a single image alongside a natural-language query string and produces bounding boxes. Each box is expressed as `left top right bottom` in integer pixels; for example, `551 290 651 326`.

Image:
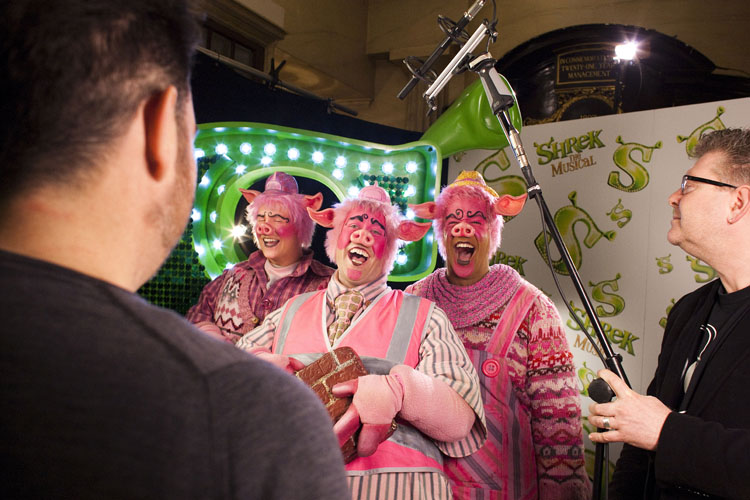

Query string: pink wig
245 192 316 249
433 184 504 260
323 198 404 273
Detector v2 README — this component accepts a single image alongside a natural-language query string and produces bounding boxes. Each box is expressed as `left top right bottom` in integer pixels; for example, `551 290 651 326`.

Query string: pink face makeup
254 204 302 267
443 198 490 281
335 207 388 287
337 208 387 258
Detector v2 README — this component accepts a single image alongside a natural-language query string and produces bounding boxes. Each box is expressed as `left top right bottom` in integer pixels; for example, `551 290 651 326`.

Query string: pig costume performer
187 172 334 344
406 171 591 500
237 184 487 499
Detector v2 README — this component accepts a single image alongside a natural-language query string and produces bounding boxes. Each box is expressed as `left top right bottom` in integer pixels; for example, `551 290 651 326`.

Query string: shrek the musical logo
534 130 606 165
534 130 605 178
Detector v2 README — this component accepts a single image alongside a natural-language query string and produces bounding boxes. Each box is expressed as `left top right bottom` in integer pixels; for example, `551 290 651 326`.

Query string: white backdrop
447 97 750 463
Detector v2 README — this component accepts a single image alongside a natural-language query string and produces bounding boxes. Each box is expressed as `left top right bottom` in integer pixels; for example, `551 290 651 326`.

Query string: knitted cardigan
407 265 591 500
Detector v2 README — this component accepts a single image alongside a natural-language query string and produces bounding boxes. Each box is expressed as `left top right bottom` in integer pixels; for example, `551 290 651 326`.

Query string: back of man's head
693 128 750 186
0 0 199 202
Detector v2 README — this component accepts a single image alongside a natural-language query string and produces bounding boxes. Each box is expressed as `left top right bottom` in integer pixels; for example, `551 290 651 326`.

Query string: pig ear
303 192 324 211
397 220 432 242
307 207 336 228
494 193 527 217
408 202 438 220
240 188 261 205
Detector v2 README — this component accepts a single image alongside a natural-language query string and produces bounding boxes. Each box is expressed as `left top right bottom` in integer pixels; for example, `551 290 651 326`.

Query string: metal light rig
397 2 630 498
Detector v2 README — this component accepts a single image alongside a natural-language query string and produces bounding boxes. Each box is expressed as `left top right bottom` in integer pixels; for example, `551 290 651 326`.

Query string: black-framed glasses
681 175 738 194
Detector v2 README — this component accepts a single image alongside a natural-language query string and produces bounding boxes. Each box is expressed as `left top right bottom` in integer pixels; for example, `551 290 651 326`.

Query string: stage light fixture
615 41 638 61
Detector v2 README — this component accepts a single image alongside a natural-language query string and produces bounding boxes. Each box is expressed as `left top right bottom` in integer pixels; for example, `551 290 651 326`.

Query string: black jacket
610 279 750 499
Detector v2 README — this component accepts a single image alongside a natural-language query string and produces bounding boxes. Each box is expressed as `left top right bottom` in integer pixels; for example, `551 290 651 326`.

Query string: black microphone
589 377 616 403
396 0 486 100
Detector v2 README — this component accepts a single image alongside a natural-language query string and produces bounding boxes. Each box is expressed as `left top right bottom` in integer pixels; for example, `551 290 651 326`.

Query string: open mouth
262 237 280 248
454 242 475 265
348 247 369 266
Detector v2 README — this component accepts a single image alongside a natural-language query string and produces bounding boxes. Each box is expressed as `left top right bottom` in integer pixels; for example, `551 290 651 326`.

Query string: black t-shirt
709 282 750 329
0 250 349 499
683 282 750 394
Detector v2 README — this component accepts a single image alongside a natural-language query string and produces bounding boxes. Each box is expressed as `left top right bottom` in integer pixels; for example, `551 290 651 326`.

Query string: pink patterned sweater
406 265 591 500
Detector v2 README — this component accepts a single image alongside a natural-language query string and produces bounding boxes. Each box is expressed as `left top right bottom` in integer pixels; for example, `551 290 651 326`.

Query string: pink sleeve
185 271 228 325
403 280 421 295
523 295 592 499
417 308 487 458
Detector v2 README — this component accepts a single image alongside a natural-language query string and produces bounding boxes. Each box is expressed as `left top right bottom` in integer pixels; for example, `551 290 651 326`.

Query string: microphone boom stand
419 21 630 500
471 55 628 500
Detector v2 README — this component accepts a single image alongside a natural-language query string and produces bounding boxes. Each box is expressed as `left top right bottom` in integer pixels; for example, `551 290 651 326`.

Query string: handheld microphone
588 377 616 403
396 0 486 100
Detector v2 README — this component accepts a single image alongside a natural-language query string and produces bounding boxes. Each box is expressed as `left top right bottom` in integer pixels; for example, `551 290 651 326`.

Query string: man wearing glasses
588 128 750 499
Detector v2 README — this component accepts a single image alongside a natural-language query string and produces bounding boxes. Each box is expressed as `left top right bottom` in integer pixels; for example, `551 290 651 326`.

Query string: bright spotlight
615 42 638 61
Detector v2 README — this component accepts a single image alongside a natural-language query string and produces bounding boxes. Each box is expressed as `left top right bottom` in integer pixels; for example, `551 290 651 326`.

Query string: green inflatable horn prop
420 77 523 159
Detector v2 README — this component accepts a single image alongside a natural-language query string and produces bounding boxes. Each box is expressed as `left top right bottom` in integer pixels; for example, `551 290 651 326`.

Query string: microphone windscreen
588 377 615 403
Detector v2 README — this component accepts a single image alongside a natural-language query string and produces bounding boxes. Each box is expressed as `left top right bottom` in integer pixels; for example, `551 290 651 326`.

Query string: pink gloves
248 346 305 374
332 364 476 457
389 364 475 441
332 374 403 456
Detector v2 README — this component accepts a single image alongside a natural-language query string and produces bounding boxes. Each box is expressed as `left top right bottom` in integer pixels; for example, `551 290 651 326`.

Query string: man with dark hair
589 128 750 499
0 2 349 499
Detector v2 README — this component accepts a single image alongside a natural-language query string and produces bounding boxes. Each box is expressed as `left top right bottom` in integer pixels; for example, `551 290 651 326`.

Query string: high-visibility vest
275 289 445 475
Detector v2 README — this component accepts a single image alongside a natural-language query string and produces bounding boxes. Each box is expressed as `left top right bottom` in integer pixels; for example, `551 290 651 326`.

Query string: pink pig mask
240 172 324 249
410 171 526 284
308 184 431 287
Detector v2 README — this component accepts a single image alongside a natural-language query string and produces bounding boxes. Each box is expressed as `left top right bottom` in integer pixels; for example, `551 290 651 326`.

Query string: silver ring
602 417 611 430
